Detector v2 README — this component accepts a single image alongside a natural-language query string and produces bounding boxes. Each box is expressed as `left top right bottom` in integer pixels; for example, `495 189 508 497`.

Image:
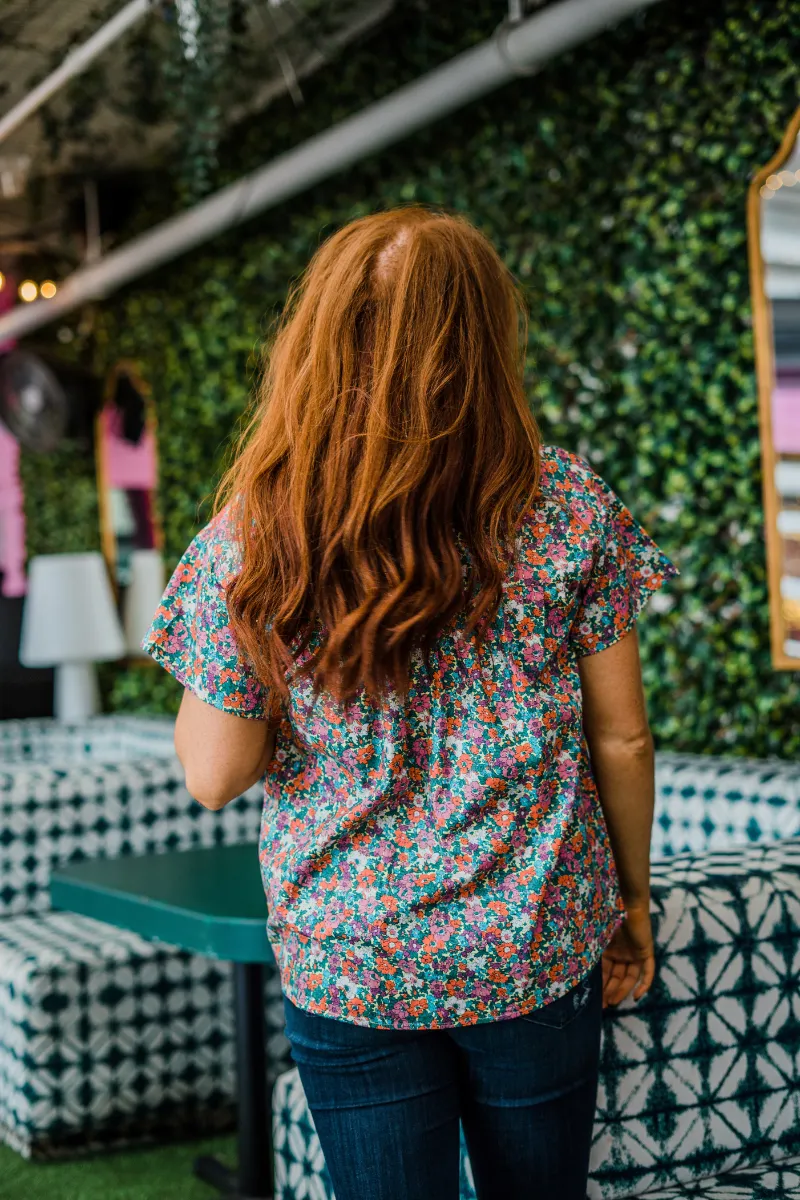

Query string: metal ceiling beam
0 0 155 146
0 0 662 342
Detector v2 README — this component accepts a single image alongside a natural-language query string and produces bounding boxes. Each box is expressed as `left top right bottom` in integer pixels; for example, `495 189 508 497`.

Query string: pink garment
0 423 26 597
99 405 157 490
0 277 24 597
773 375 800 454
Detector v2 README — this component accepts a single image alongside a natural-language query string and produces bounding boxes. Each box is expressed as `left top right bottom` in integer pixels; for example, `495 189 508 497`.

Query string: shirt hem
269 905 625 1031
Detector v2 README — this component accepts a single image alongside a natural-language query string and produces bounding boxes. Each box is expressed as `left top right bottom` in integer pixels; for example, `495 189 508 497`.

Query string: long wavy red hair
217 206 541 709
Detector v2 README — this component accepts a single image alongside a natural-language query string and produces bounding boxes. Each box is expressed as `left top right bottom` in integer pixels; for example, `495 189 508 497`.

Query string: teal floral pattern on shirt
144 446 678 1029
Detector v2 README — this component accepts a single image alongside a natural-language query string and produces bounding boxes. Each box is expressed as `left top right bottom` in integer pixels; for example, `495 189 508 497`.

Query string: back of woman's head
219 206 541 708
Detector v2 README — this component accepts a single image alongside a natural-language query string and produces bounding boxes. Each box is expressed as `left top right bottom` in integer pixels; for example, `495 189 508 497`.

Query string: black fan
0 350 69 453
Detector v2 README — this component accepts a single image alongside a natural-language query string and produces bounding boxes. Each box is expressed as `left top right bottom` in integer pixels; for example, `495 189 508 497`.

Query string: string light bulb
40 280 57 299
18 280 38 302
0 271 5 292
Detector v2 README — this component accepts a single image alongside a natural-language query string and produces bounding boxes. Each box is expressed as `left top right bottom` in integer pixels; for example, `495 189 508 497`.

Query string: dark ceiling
0 0 396 264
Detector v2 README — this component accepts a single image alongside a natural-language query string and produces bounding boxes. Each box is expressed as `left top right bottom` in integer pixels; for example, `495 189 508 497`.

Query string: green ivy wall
20 0 800 755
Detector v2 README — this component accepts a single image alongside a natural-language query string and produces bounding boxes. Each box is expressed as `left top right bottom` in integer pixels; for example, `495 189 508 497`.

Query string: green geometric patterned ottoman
592 839 800 1196
652 754 800 859
0 911 292 1158
272 839 800 1200
642 1156 800 1197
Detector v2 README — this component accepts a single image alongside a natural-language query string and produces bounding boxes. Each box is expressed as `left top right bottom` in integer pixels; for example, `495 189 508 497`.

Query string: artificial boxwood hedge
19 0 800 756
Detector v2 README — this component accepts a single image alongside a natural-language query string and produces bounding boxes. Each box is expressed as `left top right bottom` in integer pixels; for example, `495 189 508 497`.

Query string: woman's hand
602 904 655 1008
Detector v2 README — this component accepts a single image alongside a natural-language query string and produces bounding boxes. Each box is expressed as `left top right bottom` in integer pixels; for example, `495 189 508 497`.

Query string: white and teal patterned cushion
273 1069 333 1200
272 839 800 1200
0 716 263 916
0 715 178 764
591 839 800 1196
642 1156 800 1197
652 754 800 860
0 910 291 1158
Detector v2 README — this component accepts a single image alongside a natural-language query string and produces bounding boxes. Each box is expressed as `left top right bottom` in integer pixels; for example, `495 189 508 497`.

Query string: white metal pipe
0 0 153 145
0 0 661 342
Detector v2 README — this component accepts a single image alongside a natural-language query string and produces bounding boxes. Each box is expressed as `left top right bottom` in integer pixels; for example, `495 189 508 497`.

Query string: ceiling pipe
0 0 154 146
0 0 662 342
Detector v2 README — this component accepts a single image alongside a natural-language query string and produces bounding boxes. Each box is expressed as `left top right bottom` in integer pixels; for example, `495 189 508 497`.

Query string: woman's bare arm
174 688 275 810
578 628 655 1005
578 628 654 908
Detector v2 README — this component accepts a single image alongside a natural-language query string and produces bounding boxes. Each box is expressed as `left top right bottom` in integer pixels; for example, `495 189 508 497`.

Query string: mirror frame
96 359 163 595
747 104 800 671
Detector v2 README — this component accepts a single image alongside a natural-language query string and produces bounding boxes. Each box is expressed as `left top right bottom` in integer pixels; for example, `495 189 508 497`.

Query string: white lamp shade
124 549 165 656
20 552 125 666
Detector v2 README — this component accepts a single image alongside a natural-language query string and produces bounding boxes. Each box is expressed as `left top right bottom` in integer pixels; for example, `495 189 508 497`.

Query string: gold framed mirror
96 361 164 656
96 360 162 588
748 105 800 669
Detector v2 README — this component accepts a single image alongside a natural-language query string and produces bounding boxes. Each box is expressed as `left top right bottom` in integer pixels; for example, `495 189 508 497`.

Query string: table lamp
123 548 165 657
19 552 125 721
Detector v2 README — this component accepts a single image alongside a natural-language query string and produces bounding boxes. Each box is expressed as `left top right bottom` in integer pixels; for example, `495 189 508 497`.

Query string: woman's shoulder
535 444 616 531
179 504 243 585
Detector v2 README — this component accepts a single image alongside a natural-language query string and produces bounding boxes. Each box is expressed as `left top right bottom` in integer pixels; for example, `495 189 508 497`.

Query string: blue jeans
282 962 602 1200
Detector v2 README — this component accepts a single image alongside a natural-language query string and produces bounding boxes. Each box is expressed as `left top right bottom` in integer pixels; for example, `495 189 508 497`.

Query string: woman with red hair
145 206 677 1199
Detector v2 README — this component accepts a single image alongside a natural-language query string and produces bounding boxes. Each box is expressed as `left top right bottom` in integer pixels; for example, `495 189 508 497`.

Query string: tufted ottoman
0 911 292 1159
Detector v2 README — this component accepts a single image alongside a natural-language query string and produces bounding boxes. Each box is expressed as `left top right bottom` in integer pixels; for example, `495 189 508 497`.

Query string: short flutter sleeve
142 513 268 718
570 466 679 658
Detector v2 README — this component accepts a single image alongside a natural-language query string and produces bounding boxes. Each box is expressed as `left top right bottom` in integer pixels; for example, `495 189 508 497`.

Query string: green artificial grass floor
0 1134 240 1200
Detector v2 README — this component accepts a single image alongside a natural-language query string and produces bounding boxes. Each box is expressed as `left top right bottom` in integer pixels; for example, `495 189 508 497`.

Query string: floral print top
144 445 677 1030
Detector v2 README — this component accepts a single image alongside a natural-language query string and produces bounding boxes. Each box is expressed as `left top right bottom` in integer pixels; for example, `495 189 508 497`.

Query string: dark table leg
235 961 273 1197
194 961 273 1199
